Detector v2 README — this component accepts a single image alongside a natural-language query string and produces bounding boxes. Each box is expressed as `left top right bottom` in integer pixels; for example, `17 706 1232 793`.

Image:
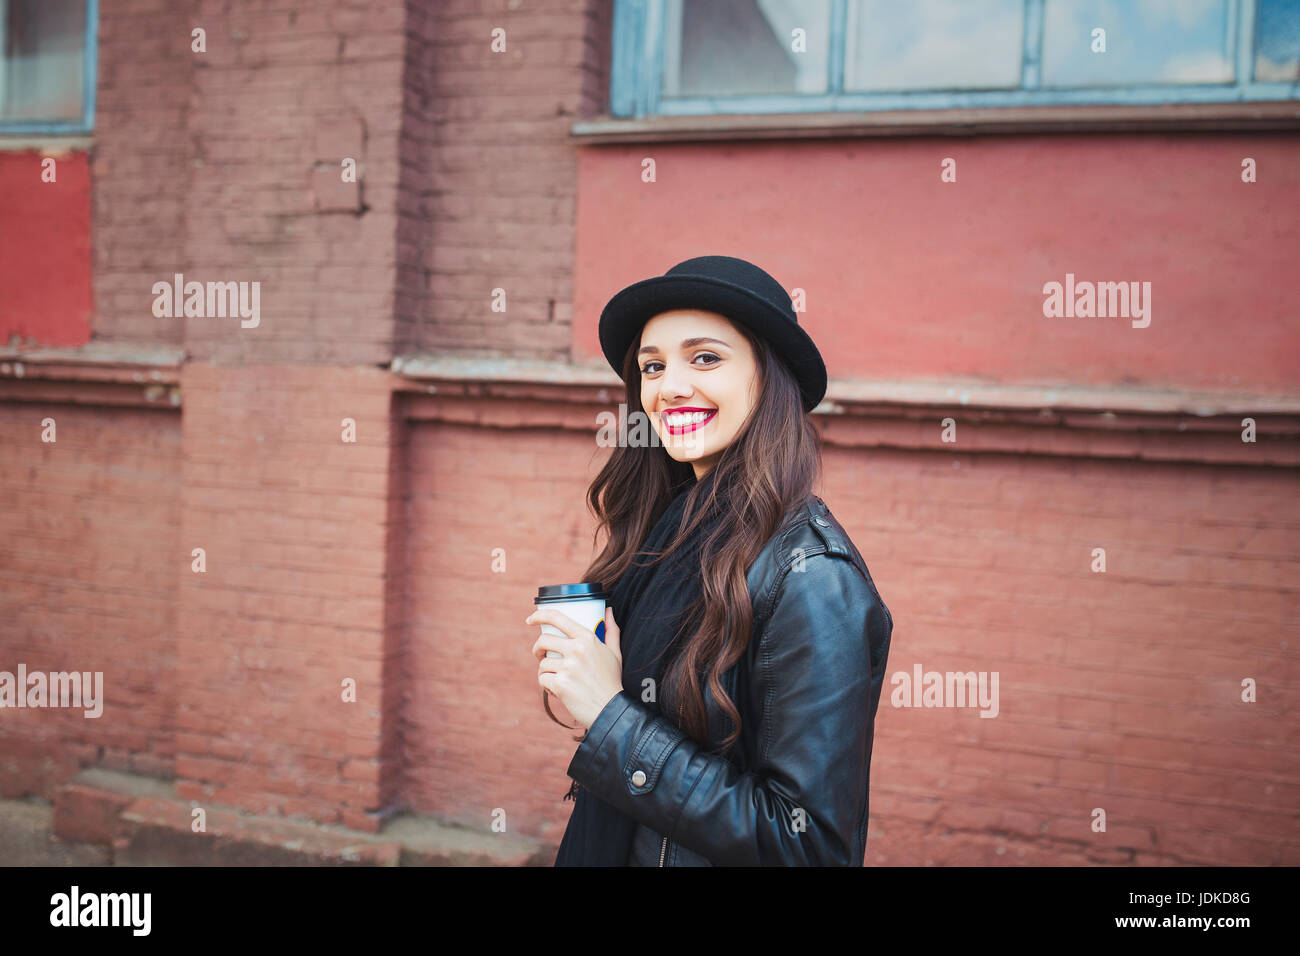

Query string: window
0 0 97 134
611 0 1300 118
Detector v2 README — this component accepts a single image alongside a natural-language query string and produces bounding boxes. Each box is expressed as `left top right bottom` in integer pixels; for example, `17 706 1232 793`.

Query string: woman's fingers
527 609 578 636
530 631 580 661
528 608 591 659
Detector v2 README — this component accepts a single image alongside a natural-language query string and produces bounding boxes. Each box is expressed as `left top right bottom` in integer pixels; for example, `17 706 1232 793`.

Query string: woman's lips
661 409 717 435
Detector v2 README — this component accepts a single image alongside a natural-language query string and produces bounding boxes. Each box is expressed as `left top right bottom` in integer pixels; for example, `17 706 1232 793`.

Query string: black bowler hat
598 255 828 413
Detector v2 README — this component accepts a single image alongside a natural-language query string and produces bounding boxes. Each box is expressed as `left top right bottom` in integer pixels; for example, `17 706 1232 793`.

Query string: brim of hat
598 274 827 413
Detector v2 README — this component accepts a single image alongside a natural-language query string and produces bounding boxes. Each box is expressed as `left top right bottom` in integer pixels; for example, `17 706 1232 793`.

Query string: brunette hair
543 316 822 752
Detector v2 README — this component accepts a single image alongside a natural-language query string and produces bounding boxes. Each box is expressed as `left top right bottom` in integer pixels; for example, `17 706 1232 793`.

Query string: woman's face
637 309 759 480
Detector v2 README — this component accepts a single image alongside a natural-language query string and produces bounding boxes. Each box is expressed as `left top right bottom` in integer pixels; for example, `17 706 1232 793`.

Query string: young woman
527 255 893 866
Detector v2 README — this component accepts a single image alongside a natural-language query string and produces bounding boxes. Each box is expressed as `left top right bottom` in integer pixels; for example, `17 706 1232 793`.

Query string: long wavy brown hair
543 318 822 753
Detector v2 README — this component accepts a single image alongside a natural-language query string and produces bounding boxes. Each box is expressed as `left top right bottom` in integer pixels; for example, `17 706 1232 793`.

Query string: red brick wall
171 364 398 829
844 450 1299 865
3 0 1296 867
0 149 93 346
572 134 1300 394
91 0 412 362
399 422 1300 863
30 0 614 361
179 1 407 366
0 401 181 794
402 419 607 837
393 0 434 356
410 0 611 358
91 0 196 345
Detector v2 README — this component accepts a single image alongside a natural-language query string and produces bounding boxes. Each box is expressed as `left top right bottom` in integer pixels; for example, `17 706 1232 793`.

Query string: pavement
0 768 556 866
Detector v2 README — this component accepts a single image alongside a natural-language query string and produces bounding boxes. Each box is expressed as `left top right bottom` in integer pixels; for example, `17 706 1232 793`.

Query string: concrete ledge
0 341 186 369
391 353 1300 417
6 345 1296 418
0 343 185 406
6 347 1293 465
56 787 146 845
393 354 1300 467
52 767 175 845
115 796 405 866
47 769 555 867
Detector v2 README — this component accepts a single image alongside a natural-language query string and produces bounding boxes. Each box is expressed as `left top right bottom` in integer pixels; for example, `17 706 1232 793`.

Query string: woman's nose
657 368 693 401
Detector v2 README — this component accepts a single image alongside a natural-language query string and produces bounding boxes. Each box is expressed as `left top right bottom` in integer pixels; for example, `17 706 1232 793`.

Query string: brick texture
2 0 1297 867
406 0 610 358
844 450 1300 865
0 402 181 793
170 364 397 828
91 0 197 345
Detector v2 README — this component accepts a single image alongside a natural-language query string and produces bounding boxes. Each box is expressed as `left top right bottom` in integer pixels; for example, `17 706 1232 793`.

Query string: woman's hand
528 606 624 729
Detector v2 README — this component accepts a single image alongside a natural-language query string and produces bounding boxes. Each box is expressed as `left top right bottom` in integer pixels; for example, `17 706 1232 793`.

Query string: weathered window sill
570 102 1300 144
0 134 93 152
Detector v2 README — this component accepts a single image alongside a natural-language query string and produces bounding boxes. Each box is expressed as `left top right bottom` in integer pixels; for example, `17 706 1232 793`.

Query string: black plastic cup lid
536 583 609 603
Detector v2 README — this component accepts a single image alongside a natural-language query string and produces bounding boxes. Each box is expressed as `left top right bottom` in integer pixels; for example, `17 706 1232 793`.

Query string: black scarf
553 465 732 866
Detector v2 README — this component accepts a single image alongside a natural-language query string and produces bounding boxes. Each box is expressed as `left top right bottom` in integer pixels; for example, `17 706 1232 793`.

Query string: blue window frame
0 0 98 134
611 0 1300 118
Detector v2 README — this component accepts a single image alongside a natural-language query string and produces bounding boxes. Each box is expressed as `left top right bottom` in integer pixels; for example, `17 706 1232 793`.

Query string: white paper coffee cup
535 583 609 659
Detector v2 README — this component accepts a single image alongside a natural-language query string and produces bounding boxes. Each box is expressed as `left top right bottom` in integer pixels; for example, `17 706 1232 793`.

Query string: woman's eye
641 353 719 375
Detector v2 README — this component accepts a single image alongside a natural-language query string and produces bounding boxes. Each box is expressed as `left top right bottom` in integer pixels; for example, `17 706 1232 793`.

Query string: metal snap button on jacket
631 770 647 787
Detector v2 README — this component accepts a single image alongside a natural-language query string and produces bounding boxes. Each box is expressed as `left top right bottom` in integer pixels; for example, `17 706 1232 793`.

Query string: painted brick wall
3 0 1296 867
411 0 612 359
0 149 93 346
3 0 617 827
572 134 1300 394
844 449 1299 865
179 0 407 365
392 0 435 356
91 0 413 362
171 364 398 830
400 422 1299 863
36 0 615 361
0 402 181 794
402 419 609 840
91 0 197 345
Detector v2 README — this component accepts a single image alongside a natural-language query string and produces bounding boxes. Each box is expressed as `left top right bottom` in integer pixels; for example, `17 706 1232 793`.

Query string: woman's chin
668 446 709 464
658 429 714 461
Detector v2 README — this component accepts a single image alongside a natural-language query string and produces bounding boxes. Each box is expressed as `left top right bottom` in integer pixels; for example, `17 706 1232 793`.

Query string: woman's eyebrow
638 337 730 356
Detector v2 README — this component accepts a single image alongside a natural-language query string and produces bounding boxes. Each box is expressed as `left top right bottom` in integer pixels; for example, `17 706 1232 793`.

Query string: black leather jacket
564 495 893 865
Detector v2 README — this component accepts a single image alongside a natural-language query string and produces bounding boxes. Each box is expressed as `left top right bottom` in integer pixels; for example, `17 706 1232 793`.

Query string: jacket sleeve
564 551 888 865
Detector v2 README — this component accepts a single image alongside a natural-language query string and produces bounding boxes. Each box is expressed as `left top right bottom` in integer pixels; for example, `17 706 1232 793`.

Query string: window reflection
660 0 831 98
0 0 87 123
1255 0 1300 81
845 0 1024 92
1042 0 1234 87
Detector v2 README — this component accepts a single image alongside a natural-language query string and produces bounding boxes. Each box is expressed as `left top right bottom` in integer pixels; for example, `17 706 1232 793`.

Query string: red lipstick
660 407 718 435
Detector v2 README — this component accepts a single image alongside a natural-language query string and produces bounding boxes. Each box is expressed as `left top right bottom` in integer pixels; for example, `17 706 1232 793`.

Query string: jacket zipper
659 695 684 867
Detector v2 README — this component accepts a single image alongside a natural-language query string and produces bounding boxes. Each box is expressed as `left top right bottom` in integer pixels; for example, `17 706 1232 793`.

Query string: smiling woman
635 311 759 481
533 255 894 867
